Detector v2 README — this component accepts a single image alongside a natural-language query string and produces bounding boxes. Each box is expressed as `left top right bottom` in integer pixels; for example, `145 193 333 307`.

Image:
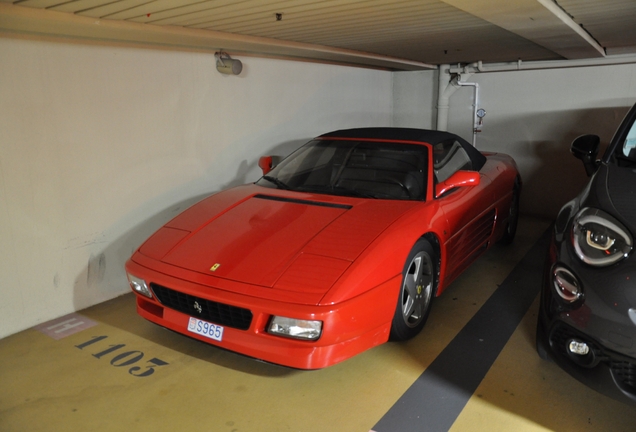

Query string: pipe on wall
437 65 475 132
436 64 481 146
450 55 636 75
453 79 480 146
437 55 636 145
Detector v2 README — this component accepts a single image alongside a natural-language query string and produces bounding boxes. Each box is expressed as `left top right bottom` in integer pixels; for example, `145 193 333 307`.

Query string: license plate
187 317 224 342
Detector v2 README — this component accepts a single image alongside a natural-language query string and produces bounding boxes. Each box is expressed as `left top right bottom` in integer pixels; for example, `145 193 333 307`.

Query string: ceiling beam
440 0 605 59
0 3 436 71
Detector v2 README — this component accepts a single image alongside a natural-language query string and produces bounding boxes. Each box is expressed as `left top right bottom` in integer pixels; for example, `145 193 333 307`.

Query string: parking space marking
35 313 98 340
373 229 550 432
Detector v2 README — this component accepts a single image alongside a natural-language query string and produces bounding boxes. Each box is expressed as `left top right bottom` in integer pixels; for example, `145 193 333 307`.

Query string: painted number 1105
75 335 168 377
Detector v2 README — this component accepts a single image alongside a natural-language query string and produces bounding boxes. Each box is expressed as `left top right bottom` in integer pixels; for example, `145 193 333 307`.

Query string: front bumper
126 259 399 369
537 234 636 404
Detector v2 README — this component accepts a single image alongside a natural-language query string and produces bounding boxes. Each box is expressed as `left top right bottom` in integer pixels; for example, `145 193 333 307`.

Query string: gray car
537 100 636 404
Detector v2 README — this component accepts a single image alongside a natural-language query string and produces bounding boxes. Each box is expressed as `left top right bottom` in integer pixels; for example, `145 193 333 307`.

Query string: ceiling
1 0 635 70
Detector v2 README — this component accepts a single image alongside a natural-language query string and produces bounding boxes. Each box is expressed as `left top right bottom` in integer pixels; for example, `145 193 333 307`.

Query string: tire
389 239 436 341
499 178 520 245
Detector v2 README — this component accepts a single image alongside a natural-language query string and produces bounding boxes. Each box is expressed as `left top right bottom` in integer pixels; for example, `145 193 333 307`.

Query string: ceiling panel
559 0 636 55
2 0 635 69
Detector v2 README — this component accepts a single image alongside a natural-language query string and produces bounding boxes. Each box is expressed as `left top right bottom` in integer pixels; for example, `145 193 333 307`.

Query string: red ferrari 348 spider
125 128 520 369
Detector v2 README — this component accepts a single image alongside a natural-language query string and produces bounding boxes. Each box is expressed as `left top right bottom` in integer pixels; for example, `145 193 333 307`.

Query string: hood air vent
254 194 352 210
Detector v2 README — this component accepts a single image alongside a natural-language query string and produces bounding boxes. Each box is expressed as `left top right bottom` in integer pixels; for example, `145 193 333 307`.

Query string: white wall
394 64 636 218
393 70 437 129
0 37 393 338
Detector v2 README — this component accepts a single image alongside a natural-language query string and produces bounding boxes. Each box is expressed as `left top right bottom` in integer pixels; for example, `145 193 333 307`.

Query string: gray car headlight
572 208 633 267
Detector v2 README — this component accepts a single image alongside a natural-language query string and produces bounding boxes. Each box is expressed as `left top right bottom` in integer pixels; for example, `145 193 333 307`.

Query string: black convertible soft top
319 127 487 172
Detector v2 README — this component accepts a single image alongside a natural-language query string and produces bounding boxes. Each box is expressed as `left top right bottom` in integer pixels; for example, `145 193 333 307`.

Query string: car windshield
620 118 636 163
256 139 429 200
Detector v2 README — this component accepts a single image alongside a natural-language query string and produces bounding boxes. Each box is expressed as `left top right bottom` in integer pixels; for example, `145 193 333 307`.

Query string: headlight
267 316 322 341
127 273 153 298
572 208 633 266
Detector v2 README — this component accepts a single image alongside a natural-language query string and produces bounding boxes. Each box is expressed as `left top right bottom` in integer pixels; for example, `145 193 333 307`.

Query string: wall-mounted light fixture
215 51 243 75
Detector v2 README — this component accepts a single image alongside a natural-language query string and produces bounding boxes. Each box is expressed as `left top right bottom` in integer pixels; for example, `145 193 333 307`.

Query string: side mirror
571 134 600 176
258 156 273 175
435 170 480 198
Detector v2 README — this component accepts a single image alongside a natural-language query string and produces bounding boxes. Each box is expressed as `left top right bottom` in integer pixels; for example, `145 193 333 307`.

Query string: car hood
584 163 636 235
606 163 636 233
139 186 418 295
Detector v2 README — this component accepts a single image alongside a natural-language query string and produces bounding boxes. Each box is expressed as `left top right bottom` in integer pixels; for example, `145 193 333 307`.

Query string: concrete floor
2 216 636 431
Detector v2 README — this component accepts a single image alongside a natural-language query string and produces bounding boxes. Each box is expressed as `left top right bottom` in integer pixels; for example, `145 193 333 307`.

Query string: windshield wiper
262 175 292 190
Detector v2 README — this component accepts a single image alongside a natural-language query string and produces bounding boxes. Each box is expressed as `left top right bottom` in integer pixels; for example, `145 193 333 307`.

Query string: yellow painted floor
2 216 636 431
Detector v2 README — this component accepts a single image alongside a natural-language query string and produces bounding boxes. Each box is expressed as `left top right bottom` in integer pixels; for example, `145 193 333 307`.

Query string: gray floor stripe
373 230 551 432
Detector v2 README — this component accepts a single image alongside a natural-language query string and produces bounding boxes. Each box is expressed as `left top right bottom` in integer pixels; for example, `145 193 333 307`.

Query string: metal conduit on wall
437 55 636 146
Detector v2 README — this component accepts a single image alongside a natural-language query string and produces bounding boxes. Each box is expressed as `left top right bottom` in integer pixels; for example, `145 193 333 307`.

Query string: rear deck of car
2 215 635 431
